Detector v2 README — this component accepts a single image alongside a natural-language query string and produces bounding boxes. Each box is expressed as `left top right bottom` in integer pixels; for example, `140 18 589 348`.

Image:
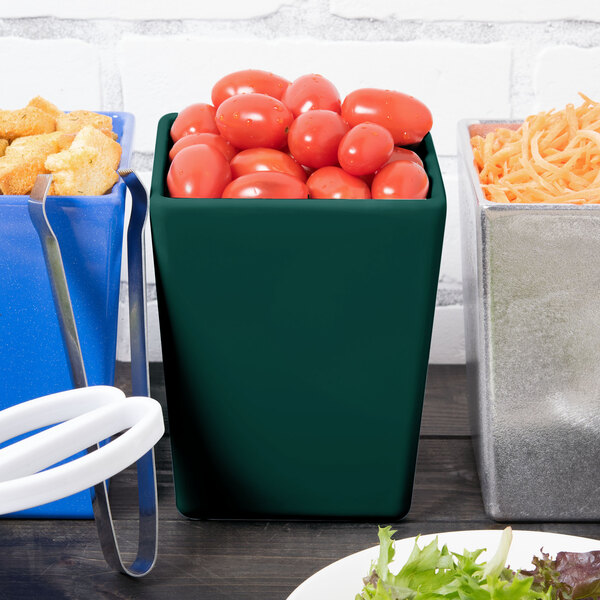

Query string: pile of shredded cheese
471 94 600 204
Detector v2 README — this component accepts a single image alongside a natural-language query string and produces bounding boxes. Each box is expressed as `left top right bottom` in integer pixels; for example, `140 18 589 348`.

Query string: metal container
151 113 446 519
458 119 600 521
0 112 134 518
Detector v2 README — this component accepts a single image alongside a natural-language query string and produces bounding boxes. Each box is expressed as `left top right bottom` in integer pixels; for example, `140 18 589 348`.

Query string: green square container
150 113 446 519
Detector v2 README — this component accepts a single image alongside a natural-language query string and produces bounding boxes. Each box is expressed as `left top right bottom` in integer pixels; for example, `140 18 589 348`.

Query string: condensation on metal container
458 120 600 521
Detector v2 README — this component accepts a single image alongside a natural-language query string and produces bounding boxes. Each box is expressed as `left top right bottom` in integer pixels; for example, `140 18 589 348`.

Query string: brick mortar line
97 32 125 111
0 17 599 46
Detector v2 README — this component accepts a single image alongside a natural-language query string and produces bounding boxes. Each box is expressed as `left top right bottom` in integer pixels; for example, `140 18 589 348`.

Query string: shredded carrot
471 94 600 203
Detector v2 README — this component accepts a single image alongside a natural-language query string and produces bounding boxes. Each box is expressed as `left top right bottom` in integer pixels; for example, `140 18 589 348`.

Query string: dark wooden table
1 364 599 599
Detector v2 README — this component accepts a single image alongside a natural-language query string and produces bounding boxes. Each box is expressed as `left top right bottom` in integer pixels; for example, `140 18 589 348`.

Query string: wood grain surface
1 364 598 600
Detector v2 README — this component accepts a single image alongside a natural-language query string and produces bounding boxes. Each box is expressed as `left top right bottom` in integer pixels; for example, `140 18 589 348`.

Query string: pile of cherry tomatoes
166 70 432 200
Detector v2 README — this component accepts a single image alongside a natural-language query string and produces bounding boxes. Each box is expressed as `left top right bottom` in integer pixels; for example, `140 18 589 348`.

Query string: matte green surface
150 113 446 519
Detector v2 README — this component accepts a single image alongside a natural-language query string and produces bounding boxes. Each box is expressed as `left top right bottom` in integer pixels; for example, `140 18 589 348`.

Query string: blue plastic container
0 112 134 518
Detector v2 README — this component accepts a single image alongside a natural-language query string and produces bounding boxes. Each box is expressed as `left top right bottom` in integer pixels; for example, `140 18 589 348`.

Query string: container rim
151 112 446 211
457 118 600 212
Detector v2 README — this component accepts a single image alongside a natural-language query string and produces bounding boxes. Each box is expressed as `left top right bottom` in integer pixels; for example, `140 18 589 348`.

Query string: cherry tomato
337 122 394 176
364 148 424 186
371 161 429 200
171 103 218 142
287 110 349 169
222 172 309 199
281 74 341 117
379 147 424 170
230 148 306 181
211 70 291 107
216 93 293 150
342 88 432 146
169 132 237 162
307 166 370 199
167 144 232 198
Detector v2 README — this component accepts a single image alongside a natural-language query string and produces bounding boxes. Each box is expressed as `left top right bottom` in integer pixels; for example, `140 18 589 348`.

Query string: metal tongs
0 172 162 577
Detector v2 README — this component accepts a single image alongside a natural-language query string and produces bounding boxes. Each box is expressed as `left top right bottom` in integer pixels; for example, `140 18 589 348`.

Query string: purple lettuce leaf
522 549 600 600
556 551 600 600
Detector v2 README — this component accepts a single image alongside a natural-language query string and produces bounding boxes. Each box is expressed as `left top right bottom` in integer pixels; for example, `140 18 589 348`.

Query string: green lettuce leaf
356 527 551 600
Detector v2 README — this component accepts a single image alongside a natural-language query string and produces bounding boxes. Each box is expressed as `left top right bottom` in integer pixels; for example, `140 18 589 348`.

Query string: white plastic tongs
0 173 164 577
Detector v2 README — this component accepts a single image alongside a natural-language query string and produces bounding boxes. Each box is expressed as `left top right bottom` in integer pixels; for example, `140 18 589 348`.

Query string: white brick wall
535 47 600 109
2 1 599 363
0 38 102 109
118 37 511 155
2 0 287 19
330 0 600 21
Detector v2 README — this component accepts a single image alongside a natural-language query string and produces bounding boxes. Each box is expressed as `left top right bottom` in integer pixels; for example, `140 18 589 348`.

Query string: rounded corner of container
111 180 128 204
458 118 479 132
390 503 412 522
151 114 177 204
483 500 510 522
113 110 135 127
174 499 202 521
149 185 169 208
158 112 178 130
108 111 135 171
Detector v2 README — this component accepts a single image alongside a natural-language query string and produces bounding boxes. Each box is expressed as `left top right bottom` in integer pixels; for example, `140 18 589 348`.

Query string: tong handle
123 168 150 398
0 387 164 517
28 175 87 389
118 169 159 576
27 173 159 578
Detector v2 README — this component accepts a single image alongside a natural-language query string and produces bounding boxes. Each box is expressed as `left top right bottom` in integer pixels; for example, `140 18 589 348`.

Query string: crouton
56 110 116 140
0 98 121 196
0 155 47 195
0 132 72 195
6 131 73 160
0 107 56 141
71 125 121 168
27 96 63 119
46 125 122 196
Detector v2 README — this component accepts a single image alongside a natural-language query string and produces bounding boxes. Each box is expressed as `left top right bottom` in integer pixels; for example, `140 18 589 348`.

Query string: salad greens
356 527 600 600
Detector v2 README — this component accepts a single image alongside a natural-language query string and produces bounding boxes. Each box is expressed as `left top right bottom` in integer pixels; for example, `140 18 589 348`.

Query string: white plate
287 529 600 600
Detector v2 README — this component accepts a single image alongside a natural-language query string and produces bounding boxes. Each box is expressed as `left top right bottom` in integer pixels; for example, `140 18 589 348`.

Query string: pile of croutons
0 96 122 196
